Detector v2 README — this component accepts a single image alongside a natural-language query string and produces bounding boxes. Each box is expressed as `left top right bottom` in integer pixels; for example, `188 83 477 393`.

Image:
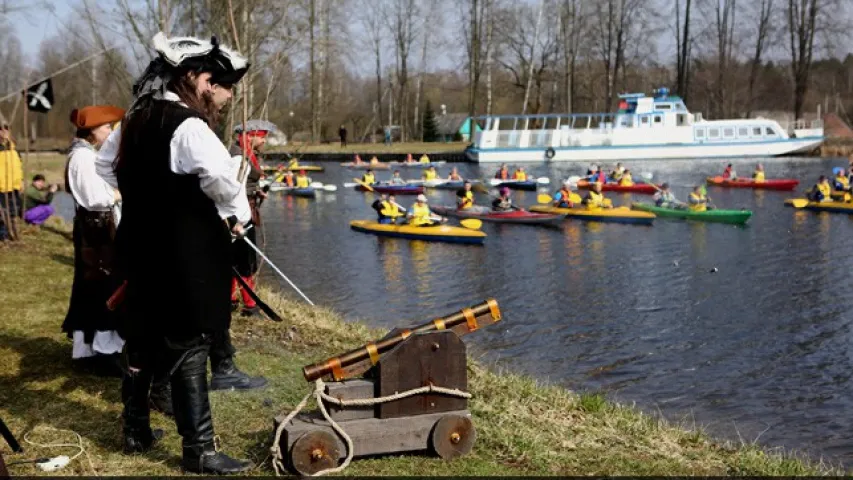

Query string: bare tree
461 0 491 119
359 0 385 132
712 0 738 118
674 0 693 101
388 0 420 142
593 0 641 112
745 0 774 116
787 0 822 120
559 0 585 112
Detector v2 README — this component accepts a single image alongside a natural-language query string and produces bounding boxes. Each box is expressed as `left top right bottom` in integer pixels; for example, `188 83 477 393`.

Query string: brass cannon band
302 299 502 382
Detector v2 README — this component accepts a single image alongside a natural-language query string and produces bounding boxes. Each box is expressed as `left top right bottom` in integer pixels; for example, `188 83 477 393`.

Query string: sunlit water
53 155 853 466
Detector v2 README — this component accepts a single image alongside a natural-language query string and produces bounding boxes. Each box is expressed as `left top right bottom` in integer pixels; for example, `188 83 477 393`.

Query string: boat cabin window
653 115 662 124
641 116 649 125
723 127 734 138
765 126 776 136
738 127 748 137
708 128 720 139
753 127 762 136
695 128 705 139
656 104 672 110
676 114 687 126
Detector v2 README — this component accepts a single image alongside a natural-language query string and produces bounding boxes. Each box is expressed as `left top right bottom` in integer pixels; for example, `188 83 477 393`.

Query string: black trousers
122 333 217 447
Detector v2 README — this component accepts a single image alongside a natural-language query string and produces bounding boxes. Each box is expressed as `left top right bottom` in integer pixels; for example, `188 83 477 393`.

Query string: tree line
0 0 851 146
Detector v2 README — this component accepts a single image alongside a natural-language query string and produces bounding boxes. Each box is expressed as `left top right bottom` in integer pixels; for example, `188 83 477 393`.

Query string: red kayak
429 205 565 226
576 179 658 194
355 184 424 195
705 176 799 191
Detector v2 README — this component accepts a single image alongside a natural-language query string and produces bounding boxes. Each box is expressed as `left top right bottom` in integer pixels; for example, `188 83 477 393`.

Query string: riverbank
0 221 841 476
820 137 853 157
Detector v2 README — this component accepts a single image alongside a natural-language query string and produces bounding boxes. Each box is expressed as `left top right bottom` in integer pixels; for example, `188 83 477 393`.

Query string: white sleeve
95 127 121 189
170 118 251 224
68 148 116 211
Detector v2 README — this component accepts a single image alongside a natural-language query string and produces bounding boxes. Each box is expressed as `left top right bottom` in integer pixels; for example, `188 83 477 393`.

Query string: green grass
0 222 843 476
268 141 468 155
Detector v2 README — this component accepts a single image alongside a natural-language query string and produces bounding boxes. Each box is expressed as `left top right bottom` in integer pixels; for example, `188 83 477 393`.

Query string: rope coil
270 378 471 476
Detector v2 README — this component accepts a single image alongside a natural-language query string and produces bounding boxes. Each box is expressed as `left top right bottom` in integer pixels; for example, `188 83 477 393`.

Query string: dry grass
268 141 468 155
0 222 843 476
19 152 68 186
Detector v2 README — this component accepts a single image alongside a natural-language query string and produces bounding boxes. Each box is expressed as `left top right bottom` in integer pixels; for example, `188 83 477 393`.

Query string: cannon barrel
302 299 501 382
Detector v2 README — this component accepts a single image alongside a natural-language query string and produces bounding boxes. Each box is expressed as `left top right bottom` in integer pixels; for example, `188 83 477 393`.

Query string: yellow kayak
784 198 853 214
349 220 486 244
529 205 655 225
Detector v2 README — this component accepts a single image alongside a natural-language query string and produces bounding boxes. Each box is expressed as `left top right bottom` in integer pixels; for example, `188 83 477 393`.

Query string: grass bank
0 222 841 476
269 141 468 155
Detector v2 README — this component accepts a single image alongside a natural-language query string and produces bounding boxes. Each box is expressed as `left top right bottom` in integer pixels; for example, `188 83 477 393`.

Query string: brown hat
70 106 125 129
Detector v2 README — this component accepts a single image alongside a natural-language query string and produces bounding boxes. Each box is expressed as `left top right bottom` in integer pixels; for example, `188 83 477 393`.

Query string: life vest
283 175 295 187
409 203 433 226
362 173 376 185
288 159 299 168
380 201 402 218
369 156 380 164
619 174 633 186
818 182 831 198
753 170 765 182
584 190 605 208
457 190 474 209
611 170 623 181
296 175 310 188
512 171 527 181
835 175 850 190
419 154 430 164
688 192 707 212
555 188 574 207
423 170 438 181
496 169 509 180
722 167 732 179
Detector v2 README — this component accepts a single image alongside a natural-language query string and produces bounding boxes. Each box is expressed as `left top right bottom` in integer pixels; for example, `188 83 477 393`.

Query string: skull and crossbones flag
24 79 54 113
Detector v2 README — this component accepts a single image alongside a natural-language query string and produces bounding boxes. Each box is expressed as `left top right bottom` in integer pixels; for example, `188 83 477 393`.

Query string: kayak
280 187 316 198
705 176 799 191
263 165 325 172
350 220 486 245
414 179 479 190
784 198 853 213
429 205 565 227
491 180 537 191
340 162 392 170
631 202 752 225
528 205 655 225
576 179 658 194
355 184 424 195
395 161 447 168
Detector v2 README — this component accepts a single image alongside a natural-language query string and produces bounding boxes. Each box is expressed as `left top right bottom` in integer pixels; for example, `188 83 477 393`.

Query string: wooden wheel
429 414 476 460
289 430 342 475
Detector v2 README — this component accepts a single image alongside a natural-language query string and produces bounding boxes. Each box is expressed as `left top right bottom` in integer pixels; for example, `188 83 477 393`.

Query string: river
53 155 853 467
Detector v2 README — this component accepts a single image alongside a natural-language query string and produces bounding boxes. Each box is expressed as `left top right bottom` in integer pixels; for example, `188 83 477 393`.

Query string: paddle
536 192 582 204
353 177 374 192
488 176 550 186
309 181 338 192
789 199 810 208
231 267 284 322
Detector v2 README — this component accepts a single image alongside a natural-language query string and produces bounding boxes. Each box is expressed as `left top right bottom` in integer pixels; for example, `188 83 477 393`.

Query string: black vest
115 100 232 340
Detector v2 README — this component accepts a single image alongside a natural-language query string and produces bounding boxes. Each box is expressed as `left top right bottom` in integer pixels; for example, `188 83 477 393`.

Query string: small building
435 113 480 142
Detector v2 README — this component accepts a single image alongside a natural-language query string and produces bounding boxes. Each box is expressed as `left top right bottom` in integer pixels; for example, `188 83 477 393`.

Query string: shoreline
0 220 842 475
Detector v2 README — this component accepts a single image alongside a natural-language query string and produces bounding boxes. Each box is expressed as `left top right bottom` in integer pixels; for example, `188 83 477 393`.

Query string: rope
270 379 471 476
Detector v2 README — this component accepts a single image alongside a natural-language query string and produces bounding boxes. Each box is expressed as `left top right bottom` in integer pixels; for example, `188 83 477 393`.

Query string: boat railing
777 118 824 134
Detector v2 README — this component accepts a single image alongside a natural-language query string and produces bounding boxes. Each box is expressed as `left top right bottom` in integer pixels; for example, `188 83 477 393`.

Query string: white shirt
67 142 117 212
96 91 251 224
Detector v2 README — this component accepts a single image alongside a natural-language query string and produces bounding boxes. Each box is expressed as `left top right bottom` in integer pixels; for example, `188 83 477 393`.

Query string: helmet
299 170 306 175
563 180 572 188
500 187 510 196
417 194 427 202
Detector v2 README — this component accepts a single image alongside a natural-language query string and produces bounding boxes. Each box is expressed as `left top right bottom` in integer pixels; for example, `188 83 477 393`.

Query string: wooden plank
377 330 467 419
323 379 377 421
275 410 473 460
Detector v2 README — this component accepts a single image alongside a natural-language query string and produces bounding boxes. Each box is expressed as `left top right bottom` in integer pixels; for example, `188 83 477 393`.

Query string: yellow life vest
819 182 831 198
836 175 850 189
370 156 380 164
409 203 433 226
619 174 633 186
0 141 22 193
363 173 376 185
288 159 299 168
688 192 707 212
458 190 474 209
381 201 402 218
585 190 605 208
753 171 765 182
419 154 430 164
296 175 310 188
423 170 437 181
513 171 527 181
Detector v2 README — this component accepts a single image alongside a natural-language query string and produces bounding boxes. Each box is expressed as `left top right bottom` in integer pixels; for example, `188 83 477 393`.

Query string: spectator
339 124 347 147
23 174 57 225
0 123 23 240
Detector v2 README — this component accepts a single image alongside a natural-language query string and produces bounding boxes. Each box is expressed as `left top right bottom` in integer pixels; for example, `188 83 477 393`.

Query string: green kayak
631 203 752 225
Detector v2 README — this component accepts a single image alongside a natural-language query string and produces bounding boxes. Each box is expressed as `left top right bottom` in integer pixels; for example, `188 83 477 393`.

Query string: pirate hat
234 119 279 134
152 32 249 85
69 105 125 129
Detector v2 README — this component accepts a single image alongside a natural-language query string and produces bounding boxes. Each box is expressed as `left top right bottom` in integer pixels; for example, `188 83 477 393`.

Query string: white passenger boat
465 88 824 163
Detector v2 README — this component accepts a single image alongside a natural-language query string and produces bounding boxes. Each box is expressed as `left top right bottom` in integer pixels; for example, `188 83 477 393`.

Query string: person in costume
95 31 253 474
230 119 273 318
62 105 125 376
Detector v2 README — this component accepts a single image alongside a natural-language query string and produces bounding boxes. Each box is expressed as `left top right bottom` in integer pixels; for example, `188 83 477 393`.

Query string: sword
231 267 283 322
237 226 315 306
0 417 22 453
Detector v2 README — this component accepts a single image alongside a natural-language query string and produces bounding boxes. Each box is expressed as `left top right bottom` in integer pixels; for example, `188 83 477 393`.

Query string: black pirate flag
24 79 54 113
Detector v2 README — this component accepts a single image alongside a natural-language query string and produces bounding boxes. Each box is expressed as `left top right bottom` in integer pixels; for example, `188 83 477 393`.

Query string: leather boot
121 368 164 454
240 305 262 318
149 376 174 417
171 344 252 474
210 356 268 391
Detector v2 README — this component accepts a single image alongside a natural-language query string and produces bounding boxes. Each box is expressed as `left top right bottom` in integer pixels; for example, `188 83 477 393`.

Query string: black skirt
61 209 123 343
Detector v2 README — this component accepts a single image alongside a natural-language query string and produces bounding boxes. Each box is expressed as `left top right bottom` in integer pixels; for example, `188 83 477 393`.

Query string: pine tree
422 101 438 142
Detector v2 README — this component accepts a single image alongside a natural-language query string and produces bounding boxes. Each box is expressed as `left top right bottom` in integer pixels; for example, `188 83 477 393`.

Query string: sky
10 0 75 56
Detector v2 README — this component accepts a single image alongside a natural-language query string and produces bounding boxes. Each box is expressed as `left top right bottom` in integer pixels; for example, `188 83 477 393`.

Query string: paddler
422 166 438 181
447 167 463 181
619 169 634 186
372 193 405 224
688 186 711 212
495 163 510 180
491 187 513 212
587 165 605 183
362 168 376 185
654 183 685 209
369 155 381 165
581 181 612 209
354 154 364 165
833 168 851 192
276 170 295 187
408 194 442 226
512 166 528 181
610 163 625 182
389 169 406 185
807 175 832 202
456 180 475 210
405 153 414 163
722 163 737 179
295 170 311 188
287 155 299 169
752 164 765 182
553 180 576 208
419 153 430 164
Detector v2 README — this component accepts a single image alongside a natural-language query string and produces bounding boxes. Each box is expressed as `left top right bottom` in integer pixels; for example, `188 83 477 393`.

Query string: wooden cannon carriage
273 299 502 475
